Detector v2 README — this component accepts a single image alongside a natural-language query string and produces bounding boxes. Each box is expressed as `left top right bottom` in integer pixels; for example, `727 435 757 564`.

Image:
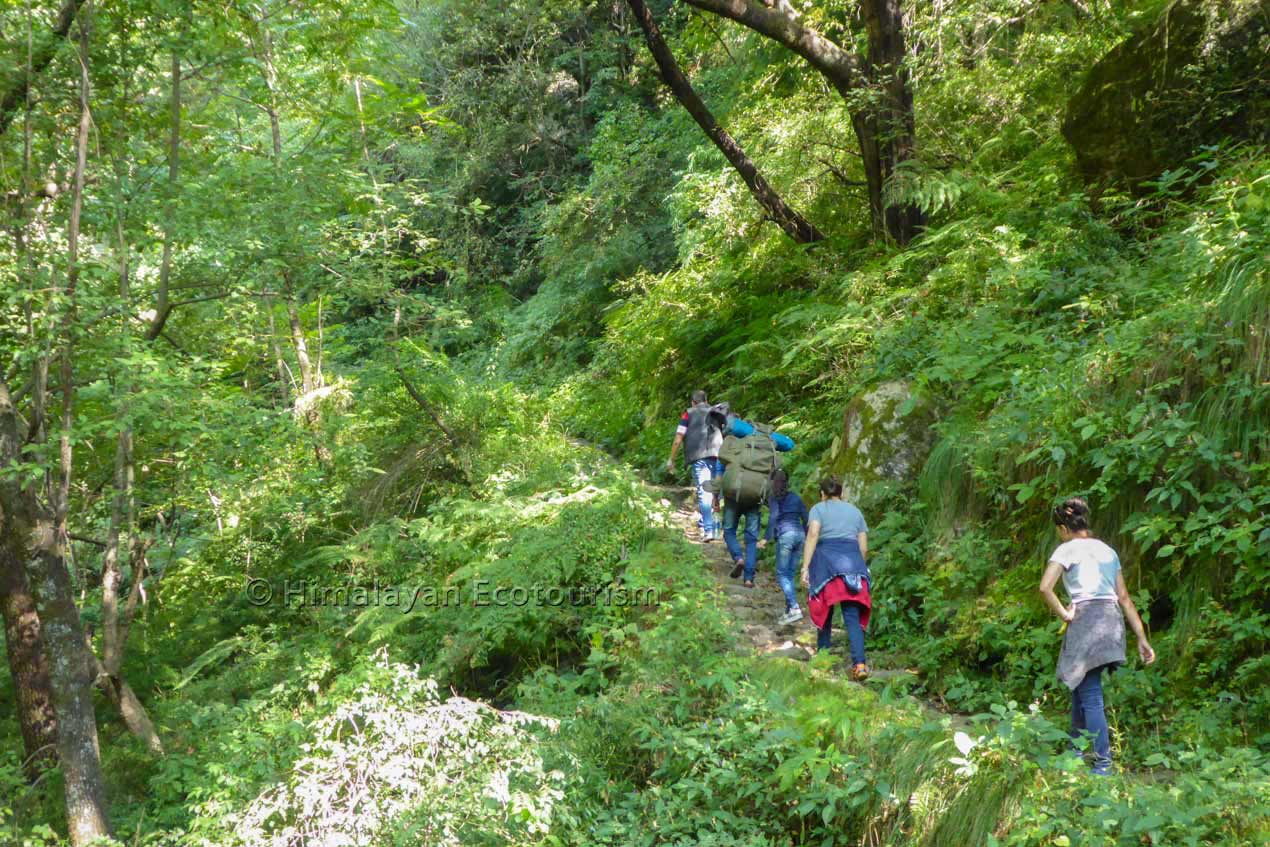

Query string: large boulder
1062 0 1268 193
822 381 934 503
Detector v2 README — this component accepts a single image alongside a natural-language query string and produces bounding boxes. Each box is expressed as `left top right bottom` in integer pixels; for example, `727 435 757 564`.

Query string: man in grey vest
666 390 725 542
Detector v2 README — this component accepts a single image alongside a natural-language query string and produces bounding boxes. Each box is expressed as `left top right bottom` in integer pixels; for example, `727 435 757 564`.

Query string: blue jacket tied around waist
808 537 869 598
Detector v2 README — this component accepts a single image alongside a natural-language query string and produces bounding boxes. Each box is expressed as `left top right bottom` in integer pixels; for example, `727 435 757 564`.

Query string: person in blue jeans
665 390 726 541
689 456 723 540
802 477 872 680
756 470 807 624
1039 497 1156 775
723 497 762 586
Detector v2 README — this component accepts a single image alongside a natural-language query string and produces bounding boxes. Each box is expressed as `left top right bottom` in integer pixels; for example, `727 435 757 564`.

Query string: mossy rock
1062 0 1269 194
822 381 935 503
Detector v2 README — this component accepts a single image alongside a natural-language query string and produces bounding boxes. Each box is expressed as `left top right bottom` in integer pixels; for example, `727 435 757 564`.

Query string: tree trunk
0 0 86 138
25 15 113 842
98 164 164 757
682 0 924 244
627 0 822 243
859 0 924 244
103 197 133 681
284 283 317 396
26 521 111 845
148 49 181 342
0 3 58 779
0 547 57 778
255 21 321 401
0 382 110 846
265 298 292 403
87 644 163 755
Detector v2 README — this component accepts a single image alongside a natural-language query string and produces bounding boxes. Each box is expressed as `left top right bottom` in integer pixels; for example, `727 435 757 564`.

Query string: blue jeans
1071 664 1112 774
689 458 722 534
817 601 867 665
723 502 761 580
775 531 804 611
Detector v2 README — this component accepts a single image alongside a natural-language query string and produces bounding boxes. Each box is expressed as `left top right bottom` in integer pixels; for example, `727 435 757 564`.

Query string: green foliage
1 0 1267 844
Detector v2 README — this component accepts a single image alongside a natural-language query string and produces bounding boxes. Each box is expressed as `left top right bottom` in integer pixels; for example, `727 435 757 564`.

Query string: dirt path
652 482 917 682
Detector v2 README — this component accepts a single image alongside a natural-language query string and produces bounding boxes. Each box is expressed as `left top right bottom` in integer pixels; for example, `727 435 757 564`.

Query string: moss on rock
822 381 935 503
1062 0 1269 193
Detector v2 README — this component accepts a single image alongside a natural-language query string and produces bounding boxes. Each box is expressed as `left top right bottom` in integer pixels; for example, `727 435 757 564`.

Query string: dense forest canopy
0 0 1266 845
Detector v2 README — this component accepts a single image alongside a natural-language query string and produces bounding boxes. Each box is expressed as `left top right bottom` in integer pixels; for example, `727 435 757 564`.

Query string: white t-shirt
1049 538 1121 604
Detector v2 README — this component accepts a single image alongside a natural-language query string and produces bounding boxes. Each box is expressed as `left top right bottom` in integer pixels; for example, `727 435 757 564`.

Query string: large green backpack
717 424 781 509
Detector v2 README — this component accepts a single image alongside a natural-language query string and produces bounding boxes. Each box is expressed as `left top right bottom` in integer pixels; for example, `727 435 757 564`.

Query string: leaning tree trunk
627 0 823 243
682 0 924 244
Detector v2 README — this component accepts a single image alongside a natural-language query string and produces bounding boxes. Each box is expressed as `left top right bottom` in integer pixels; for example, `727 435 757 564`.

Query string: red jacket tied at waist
809 575 871 631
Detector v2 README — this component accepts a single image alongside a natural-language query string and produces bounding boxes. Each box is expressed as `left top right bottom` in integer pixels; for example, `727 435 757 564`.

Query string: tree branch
0 0 87 139
395 364 458 445
68 533 105 548
681 0 861 93
628 0 823 243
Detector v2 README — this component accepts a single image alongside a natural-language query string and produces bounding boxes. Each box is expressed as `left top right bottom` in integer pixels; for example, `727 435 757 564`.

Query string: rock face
823 381 934 503
1062 0 1268 193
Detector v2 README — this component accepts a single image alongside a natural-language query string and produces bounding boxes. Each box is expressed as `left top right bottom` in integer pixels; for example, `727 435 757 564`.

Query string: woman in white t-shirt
1038 497 1156 775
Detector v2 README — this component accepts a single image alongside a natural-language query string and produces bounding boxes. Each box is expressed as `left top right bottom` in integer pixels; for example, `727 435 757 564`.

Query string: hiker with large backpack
716 418 794 587
801 477 872 680
666 390 728 542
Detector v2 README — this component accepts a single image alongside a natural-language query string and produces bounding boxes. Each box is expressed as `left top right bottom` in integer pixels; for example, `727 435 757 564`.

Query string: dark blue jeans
817 601 867 665
1071 664 1112 774
775 531 804 611
723 501 761 580
689 457 722 534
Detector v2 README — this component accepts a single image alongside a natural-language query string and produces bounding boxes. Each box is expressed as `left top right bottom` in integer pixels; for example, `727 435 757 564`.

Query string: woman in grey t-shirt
801 477 872 680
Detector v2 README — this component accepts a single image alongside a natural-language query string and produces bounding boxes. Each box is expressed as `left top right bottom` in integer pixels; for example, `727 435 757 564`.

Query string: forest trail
642 482 985 735
650 481 917 682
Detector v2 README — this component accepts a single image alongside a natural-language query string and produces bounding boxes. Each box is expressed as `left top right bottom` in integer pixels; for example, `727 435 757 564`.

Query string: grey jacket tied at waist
1057 598 1126 690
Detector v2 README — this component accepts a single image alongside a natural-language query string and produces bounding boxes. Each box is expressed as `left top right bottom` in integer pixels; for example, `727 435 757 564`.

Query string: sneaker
743 579 755 588
730 560 744 578
852 663 870 681
778 607 803 625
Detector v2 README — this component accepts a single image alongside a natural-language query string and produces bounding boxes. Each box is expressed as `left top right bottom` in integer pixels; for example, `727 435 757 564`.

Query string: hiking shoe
852 663 870 681
743 579 755 588
730 560 744 578
778 607 803 626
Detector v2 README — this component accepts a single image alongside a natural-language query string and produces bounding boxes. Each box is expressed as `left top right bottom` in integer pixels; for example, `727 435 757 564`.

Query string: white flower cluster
233 655 566 846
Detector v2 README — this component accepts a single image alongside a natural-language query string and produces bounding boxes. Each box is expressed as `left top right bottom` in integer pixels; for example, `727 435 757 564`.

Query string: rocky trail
651 482 918 684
